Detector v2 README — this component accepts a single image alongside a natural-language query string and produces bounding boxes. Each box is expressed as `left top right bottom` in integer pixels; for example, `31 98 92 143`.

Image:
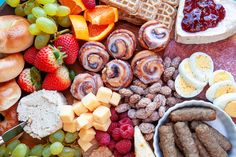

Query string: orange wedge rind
69 15 89 40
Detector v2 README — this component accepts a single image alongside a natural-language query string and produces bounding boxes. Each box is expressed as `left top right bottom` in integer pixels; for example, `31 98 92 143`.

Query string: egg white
213 93 236 109
209 70 235 86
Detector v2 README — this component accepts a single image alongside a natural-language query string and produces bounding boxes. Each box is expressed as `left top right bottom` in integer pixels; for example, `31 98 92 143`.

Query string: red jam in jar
181 0 226 33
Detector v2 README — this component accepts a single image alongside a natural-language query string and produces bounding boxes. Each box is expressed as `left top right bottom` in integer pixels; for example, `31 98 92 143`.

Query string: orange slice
59 0 86 15
84 5 119 25
69 15 89 40
88 23 115 41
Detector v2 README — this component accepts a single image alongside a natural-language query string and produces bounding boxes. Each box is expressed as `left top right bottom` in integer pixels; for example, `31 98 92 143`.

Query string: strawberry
54 33 79 65
24 47 38 65
82 0 96 9
18 67 42 93
42 65 71 91
34 46 65 73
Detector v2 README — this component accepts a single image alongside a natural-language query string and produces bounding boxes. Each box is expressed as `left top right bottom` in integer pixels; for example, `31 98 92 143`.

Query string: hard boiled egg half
209 70 235 86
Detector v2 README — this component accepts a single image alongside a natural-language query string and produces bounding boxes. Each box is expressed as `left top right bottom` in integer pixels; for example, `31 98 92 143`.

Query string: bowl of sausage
153 100 236 157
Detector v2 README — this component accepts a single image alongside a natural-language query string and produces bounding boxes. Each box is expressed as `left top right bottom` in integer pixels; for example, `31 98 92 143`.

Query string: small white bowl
153 100 236 157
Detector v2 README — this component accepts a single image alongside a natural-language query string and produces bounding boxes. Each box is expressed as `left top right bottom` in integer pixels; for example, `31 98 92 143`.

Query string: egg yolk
196 55 211 71
179 76 196 93
215 86 236 98
213 72 230 84
224 101 236 118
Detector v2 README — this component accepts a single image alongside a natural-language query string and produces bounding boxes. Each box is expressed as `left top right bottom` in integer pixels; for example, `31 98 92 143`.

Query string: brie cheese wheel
175 0 236 44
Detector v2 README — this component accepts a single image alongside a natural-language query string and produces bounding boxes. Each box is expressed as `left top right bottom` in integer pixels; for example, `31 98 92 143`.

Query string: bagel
0 53 25 83
0 15 34 54
0 79 21 111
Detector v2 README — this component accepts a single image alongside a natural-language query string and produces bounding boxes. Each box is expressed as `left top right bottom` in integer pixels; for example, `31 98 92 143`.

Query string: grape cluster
0 130 81 157
6 0 71 49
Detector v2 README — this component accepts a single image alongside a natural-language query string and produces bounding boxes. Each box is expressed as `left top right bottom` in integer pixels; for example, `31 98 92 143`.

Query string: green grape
58 147 75 157
0 145 6 157
74 147 82 157
6 140 20 154
30 144 44 156
32 7 46 18
34 34 50 49
56 6 70 17
57 16 71 28
49 130 65 143
24 2 35 15
12 144 27 157
15 5 26 16
50 142 64 155
37 0 56 5
43 3 58 16
6 0 20 7
42 144 51 157
64 132 78 144
36 17 57 34
25 145 30 157
29 24 41 35
27 14 37 23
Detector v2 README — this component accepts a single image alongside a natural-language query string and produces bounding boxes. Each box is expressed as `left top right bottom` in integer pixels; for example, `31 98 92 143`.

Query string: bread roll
0 15 34 53
0 79 21 111
0 53 25 83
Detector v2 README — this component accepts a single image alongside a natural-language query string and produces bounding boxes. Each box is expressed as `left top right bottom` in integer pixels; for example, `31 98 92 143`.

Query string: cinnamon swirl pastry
102 59 133 90
70 73 103 100
79 42 109 72
138 21 170 52
131 50 164 84
106 29 137 60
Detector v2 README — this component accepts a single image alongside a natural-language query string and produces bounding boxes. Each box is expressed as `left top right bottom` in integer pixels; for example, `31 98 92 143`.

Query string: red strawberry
54 33 79 65
34 46 65 73
82 0 96 9
42 66 71 91
18 67 42 93
24 47 38 65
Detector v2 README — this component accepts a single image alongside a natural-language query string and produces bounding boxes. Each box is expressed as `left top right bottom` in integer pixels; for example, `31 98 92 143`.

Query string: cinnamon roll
70 73 103 100
102 59 133 90
131 50 164 84
106 29 137 60
79 42 110 72
138 21 170 52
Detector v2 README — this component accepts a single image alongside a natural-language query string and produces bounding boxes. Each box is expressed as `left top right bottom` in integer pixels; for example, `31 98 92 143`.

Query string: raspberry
120 124 134 139
124 152 135 157
114 150 123 157
119 112 128 119
108 139 116 151
82 0 96 9
108 122 119 134
95 131 110 146
112 128 122 141
119 118 133 126
110 108 119 122
115 139 132 154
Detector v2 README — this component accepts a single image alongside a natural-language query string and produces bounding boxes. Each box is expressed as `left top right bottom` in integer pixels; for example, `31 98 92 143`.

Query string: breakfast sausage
195 124 228 157
174 122 199 157
166 123 183 152
169 107 216 122
159 125 178 157
191 121 232 151
192 133 210 157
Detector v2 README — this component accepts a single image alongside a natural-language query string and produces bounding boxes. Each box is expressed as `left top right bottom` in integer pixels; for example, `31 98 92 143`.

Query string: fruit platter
0 0 236 156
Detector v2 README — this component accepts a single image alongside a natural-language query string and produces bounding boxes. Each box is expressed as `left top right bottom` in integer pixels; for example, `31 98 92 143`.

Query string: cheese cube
63 120 77 133
59 105 74 123
93 119 111 131
80 113 93 129
76 116 89 131
79 128 96 142
96 87 113 104
73 101 88 116
100 102 111 108
93 106 111 123
81 93 100 111
78 139 93 152
109 92 121 106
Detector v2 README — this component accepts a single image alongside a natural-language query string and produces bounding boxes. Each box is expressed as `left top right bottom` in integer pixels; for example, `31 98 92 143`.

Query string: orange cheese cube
63 120 77 133
93 119 111 131
59 105 74 123
96 87 113 104
79 128 96 142
93 106 111 123
110 92 121 106
81 93 100 111
73 101 88 116
78 139 93 152
80 113 93 129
